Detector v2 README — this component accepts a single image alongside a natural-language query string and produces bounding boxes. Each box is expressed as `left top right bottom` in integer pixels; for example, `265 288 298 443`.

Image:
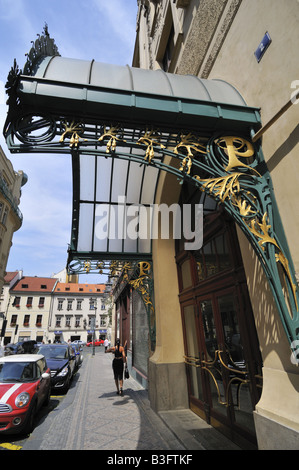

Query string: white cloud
92 0 137 47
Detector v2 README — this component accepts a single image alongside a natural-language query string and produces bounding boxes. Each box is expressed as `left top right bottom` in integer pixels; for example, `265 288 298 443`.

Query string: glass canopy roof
4 53 262 270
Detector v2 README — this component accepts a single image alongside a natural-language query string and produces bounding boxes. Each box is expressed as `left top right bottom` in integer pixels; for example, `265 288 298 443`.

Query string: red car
0 354 51 434
86 340 104 347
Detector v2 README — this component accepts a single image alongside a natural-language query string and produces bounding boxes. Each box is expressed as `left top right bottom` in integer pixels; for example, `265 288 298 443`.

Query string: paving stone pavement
23 349 185 451
23 348 242 452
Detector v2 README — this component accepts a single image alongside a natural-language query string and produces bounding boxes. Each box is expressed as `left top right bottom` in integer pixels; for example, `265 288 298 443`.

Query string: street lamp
90 298 97 356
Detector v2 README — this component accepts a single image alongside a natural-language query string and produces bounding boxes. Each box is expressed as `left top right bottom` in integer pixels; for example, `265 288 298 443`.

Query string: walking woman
105 338 127 396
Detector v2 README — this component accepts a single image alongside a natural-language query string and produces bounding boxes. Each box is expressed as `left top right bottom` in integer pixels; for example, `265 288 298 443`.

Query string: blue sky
0 0 138 283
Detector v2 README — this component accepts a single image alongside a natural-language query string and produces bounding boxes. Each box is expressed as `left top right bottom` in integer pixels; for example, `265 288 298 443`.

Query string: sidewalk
23 348 241 451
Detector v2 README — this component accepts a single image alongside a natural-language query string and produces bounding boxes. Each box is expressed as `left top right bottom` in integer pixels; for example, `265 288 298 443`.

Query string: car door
36 359 50 405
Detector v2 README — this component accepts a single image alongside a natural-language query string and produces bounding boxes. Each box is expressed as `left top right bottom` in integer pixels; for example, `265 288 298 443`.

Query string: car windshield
37 346 68 360
0 362 36 382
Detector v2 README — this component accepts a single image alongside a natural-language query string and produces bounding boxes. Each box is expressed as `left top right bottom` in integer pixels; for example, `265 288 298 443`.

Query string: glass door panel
182 305 204 402
218 294 256 433
200 299 227 417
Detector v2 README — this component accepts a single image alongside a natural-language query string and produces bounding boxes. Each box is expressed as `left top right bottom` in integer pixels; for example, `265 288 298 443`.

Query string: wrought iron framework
3 30 299 349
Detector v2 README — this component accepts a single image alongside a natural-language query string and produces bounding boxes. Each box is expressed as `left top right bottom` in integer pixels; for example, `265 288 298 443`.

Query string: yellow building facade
133 0 299 450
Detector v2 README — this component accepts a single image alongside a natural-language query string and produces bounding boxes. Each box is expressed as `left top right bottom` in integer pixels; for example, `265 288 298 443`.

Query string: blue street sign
254 32 271 62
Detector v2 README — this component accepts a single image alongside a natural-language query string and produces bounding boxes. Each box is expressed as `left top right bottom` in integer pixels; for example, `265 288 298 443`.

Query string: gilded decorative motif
174 133 206 175
215 136 260 176
137 129 165 163
98 125 125 153
184 349 250 408
59 121 85 148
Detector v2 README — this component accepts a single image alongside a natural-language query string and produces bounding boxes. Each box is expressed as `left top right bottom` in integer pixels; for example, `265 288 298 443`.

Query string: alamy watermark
94 196 203 251
290 80 299 104
290 341 299 365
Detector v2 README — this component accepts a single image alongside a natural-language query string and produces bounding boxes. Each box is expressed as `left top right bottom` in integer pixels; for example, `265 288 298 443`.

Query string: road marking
0 442 22 450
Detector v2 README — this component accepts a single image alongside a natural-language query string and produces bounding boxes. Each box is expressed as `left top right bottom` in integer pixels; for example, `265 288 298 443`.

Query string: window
41 284 47 289
55 316 61 327
12 296 20 307
75 316 81 327
38 297 45 308
162 25 175 72
24 314 30 326
67 300 73 311
89 300 96 310
37 358 47 375
10 314 17 326
100 317 106 327
2 207 8 225
194 232 231 281
26 297 33 308
77 300 82 310
58 299 63 310
66 316 71 327
36 315 42 327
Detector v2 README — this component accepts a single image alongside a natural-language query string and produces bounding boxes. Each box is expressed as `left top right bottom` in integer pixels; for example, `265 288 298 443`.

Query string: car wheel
62 373 71 393
24 402 37 434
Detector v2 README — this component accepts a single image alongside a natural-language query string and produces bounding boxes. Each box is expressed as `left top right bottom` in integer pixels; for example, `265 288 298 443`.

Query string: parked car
4 340 38 356
0 354 51 434
70 343 83 369
72 340 86 347
86 340 104 347
37 344 76 393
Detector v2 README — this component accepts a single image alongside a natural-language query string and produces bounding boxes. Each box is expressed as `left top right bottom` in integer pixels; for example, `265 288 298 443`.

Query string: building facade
49 282 109 344
132 0 299 450
0 146 26 291
6 276 57 344
2 276 110 345
0 271 22 345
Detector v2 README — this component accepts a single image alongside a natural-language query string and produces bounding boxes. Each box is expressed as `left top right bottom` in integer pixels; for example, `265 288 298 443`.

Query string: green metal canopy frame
3 27 299 350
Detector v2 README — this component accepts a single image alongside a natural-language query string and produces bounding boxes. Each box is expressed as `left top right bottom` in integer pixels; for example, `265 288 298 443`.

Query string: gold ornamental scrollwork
191 135 298 313
137 129 165 163
98 125 126 153
59 120 86 148
174 133 207 175
214 136 261 176
184 350 251 408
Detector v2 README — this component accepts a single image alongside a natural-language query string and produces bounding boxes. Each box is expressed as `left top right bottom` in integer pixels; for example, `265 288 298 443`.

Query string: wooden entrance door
177 212 263 448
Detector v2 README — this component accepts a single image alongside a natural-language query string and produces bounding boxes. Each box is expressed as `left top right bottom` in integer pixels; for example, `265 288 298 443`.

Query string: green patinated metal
3 28 299 349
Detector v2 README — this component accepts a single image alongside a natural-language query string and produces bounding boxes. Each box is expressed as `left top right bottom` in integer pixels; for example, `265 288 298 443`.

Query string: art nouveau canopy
4 28 299 348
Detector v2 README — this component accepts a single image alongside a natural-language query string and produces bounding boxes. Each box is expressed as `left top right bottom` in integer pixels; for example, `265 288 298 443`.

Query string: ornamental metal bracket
3 34 299 349
68 258 156 348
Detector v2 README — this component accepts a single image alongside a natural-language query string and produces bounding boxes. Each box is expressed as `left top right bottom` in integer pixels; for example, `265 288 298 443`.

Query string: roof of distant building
11 276 57 293
54 282 105 294
4 271 19 283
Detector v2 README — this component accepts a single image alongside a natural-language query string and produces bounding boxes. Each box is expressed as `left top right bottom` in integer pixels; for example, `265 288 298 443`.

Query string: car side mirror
42 372 50 379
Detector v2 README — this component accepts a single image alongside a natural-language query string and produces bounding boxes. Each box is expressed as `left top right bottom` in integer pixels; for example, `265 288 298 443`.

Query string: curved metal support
4 113 299 348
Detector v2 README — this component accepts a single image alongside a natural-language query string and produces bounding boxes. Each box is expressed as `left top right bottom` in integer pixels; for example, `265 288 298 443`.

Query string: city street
0 346 241 454
0 346 186 453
